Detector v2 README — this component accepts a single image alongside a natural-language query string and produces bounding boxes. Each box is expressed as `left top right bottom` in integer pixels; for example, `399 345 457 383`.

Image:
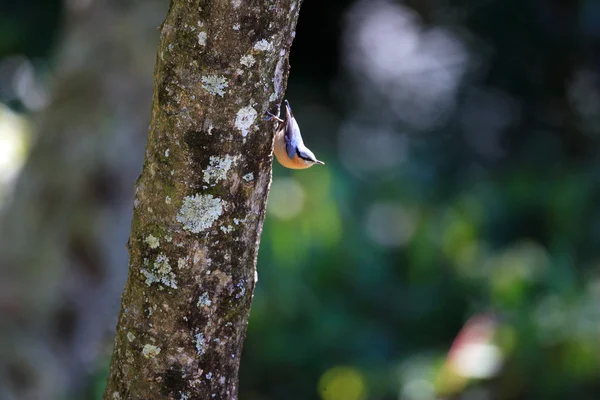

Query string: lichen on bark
103 1 303 399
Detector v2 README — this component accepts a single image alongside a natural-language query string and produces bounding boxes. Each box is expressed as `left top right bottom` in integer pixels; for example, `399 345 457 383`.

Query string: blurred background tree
1 1 600 400
0 0 164 398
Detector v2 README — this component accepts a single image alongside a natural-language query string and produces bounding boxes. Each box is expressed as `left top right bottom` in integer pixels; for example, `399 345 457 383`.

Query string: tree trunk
103 1 302 399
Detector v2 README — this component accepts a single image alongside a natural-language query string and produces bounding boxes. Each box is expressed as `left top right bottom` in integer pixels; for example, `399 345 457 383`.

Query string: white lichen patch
155 254 177 287
197 32 207 46
195 333 207 355
165 196 172 204
201 75 229 97
165 148 170 157
197 292 212 308
220 225 234 234
233 24 240 31
178 257 188 269
177 194 225 233
240 54 256 68
112 392 121 399
142 344 161 359
206 372 213 380
145 234 160 249
272 55 286 100
242 172 254 182
235 106 257 137
142 254 178 289
254 39 272 51
235 280 246 299
165 235 172 242
127 332 136 342
203 155 238 184
203 118 214 135
231 0 241 9
233 217 246 225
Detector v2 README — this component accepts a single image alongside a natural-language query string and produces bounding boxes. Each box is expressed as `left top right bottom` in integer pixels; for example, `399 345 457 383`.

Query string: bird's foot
265 109 284 123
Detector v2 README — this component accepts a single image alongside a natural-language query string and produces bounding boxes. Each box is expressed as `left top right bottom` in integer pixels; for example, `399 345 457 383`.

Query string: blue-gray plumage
284 100 299 160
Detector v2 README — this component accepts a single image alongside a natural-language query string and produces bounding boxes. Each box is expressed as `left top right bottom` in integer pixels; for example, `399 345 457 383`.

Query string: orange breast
273 130 312 169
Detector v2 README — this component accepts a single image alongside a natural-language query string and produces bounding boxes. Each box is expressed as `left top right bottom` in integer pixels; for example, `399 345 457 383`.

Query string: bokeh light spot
344 0 470 130
0 105 31 198
487 241 549 306
365 202 417 247
451 343 503 379
318 366 367 400
267 177 305 221
338 122 408 178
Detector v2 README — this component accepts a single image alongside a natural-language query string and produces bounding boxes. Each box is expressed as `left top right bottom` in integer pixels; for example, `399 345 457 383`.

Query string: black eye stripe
296 149 313 162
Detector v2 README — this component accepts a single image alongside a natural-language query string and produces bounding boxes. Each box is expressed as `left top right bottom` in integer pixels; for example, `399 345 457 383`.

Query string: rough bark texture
0 1 164 399
103 1 303 399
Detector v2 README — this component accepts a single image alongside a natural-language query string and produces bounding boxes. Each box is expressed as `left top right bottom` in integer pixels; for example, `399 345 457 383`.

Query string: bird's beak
285 100 293 119
315 160 325 165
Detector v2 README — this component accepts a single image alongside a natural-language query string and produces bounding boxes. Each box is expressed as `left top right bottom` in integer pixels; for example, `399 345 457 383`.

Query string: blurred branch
102 1 302 399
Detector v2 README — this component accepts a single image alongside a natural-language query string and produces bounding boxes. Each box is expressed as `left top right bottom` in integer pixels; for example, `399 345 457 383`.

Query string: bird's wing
285 136 296 160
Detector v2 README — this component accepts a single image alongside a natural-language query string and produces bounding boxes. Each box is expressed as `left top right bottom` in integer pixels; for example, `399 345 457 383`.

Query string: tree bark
103 1 302 399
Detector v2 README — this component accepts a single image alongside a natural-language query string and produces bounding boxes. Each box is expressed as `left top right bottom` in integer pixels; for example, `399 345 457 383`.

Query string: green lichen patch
176 194 225 233
240 54 256 67
178 257 188 269
203 155 238 184
142 344 161 359
142 253 178 289
145 234 160 249
201 75 229 97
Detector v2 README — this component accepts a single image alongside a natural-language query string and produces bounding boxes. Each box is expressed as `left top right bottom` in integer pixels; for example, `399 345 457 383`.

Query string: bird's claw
265 109 284 123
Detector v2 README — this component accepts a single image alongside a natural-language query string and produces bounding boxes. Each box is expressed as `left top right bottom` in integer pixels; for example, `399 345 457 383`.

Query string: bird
266 100 325 170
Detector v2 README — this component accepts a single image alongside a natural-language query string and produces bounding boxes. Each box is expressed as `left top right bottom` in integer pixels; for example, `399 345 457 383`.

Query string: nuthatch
266 100 325 170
